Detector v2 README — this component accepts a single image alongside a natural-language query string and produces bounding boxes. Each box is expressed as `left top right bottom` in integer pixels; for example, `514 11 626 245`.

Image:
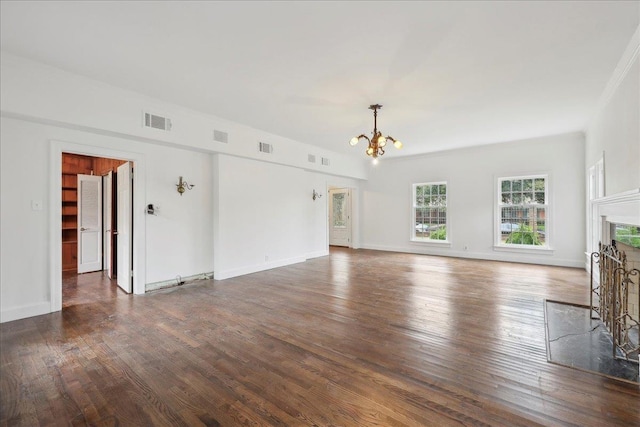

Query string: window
332 192 346 227
412 182 447 242
615 224 640 249
497 175 548 248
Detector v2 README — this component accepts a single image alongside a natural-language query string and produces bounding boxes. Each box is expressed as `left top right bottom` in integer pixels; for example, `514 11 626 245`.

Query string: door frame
116 161 133 293
103 171 114 278
50 140 147 313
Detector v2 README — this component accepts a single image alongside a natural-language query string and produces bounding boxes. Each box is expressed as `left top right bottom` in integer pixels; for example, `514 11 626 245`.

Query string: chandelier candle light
350 104 403 164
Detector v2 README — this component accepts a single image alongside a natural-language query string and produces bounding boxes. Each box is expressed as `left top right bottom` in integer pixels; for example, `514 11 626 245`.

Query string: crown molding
589 25 640 123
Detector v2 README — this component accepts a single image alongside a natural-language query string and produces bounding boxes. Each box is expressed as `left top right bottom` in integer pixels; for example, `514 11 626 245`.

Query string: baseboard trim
214 256 306 280
360 243 584 269
306 250 329 260
1 301 51 323
146 272 214 292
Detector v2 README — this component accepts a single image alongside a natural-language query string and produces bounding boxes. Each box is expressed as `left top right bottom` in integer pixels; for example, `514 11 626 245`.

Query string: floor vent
213 129 229 143
144 112 172 131
308 154 316 163
258 142 273 154
321 157 330 166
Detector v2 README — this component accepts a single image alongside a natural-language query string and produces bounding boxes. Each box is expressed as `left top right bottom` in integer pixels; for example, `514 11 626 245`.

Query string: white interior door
116 162 132 293
77 174 103 273
329 188 351 247
104 171 114 278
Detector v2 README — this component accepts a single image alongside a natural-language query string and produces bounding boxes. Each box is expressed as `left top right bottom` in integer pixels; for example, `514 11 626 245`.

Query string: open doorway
61 153 131 308
51 140 147 314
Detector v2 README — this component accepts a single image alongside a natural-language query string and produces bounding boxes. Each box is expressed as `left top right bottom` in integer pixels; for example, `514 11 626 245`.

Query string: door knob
80 227 87 231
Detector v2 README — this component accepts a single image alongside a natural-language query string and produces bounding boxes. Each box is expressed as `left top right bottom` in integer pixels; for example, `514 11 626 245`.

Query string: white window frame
586 158 604 255
411 181 450 245
494 174 552 252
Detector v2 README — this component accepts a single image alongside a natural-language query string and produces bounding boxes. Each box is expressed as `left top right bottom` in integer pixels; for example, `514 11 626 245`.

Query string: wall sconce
312 189 322 201
176 176 194 195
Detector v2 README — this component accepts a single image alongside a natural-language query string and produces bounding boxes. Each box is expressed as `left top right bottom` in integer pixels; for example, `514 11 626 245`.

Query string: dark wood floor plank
2 250 640 426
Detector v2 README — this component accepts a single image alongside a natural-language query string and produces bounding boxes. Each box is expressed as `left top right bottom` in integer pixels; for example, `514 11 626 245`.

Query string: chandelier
349 104 403 164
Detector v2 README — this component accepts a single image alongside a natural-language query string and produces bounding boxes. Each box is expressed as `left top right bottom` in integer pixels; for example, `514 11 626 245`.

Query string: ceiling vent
308 154 316 163
144 112 172 131
213 129 228 143
321 157 330 166
258 142 273 154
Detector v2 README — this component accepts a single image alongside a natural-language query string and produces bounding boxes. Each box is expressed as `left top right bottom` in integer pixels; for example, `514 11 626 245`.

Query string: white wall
213 155 306 278
143 146 213 284
586 26 640 196
0 52 368 181
211 155 363 279
305 171 330 258
0 119 50 319
0 117 214 322
361 133 586 267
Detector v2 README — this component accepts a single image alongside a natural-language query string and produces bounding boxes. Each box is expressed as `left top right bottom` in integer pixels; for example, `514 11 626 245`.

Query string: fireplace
590 188 640 367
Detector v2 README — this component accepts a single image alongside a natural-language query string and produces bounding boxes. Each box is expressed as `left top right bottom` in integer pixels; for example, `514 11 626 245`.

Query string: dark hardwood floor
62 270 125 308
2 249 639 426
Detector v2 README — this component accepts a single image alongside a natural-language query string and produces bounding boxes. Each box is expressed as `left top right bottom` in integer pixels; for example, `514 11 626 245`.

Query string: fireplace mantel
592 188 640 248
594 188 640 229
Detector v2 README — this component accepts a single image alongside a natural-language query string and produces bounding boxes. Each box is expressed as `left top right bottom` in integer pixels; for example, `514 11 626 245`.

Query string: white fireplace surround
595 188 640 245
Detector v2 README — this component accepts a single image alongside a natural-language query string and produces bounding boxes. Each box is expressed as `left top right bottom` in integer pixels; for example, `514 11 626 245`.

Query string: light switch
31 200 43 211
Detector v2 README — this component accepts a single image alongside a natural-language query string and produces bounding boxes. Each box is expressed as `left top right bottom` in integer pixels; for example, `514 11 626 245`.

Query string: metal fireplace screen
590 242 640 363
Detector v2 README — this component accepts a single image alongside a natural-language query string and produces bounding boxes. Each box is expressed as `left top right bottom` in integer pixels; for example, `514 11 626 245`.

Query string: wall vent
258 142 273 154
213 129 229 143
321 157 330 166
308 154 316 163
143 112 172 131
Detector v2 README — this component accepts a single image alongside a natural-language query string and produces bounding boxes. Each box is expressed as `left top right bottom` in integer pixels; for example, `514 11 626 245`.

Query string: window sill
410 239 452 248
493 244 554 255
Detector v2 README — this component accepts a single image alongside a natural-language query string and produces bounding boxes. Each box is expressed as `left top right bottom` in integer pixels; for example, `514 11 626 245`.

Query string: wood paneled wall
93 157 127 176
62 153 93 175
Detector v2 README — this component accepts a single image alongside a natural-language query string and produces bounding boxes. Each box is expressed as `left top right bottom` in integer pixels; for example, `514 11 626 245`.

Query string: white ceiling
1 1 638 158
